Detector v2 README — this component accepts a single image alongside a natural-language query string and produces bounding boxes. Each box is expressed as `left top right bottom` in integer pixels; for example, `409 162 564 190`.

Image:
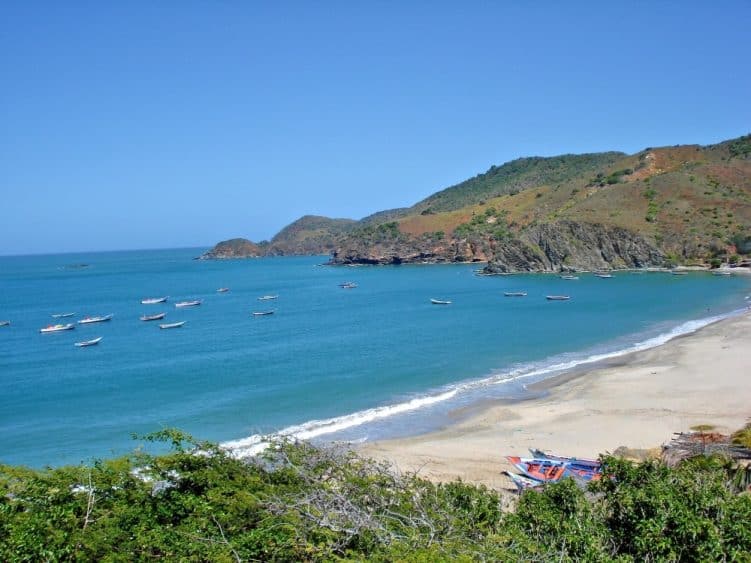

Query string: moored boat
140 312 166 321
712 270 732 276
175 300 202 308
560 275 579 280
141 296 168 304
52 312 76 318
258 295 279 301
216 287 230 293
430 298 452 305
0 320 10 327
504 292 527 297
159 321 186 329
75 336 102 347
78 314 114 324
40 323 75 333
339 282 357 289
594 273 613 278
546 295 571 301
252 310 275 316
671 270 688 276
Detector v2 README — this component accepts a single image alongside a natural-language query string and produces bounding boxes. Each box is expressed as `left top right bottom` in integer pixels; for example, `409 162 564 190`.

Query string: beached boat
503 470 543 492
258 295 279 301
0 320 10 327
546 295 571 301
52 312 76 318
40 323 75 333
216 287 230 293
504 292 527 297
78 314 113 324
339 282 357 289
430 298 452 305
560 275 579 280
175 300 202 308
140 312 166 321
507 456 601 483
252 310 275 316
141 297 168 304
159 321 186 329
75 336 102 347
528 449 601 470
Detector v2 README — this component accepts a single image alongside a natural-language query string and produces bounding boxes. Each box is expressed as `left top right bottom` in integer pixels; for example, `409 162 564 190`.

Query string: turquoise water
1 248 749 467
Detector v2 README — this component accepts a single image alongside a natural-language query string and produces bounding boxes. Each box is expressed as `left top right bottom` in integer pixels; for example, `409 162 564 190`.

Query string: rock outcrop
483 221 665 273
197 238 263 260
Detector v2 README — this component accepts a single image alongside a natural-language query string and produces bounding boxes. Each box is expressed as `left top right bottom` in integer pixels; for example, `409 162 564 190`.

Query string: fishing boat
175 300 202 308
216 287 230 293
75 336 102 347
40 323 75 333
430 298 452 305
0 320 10 327
503 470 543 492
141 297 168 304
528 449 601 470
712 270 732 276
159 321 186 329
252 310 275 316
560 275 579 280
52 312 76 318
504 292 527 297
594 273 614 278
257 295 279 301
671 270 688 276
339 282 357 289
140 312 166 321
507 456 602 483
78 314 114 324
546 295 571 301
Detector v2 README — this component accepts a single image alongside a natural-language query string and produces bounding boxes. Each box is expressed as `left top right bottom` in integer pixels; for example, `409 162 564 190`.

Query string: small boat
140 312 166 321
671 270 688 276
52 312 76 318
257 295 279 301
528 449 601 470
216 287 230 293
175 300 202 308
546 295 570 301
141 297 168 304
159 321 186 329
339 282 358 289
504 292 527 297
594 273 613 278
507 456 602 483
430 298 452 305
78 314 114 324
252 310 275 316
75 336 102 347
0 320 10 327
40 323 75 333
560 275 579 280
712 270 732 276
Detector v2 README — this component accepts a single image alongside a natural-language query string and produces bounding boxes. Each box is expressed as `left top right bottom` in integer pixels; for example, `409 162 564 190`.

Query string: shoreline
358 309 751 489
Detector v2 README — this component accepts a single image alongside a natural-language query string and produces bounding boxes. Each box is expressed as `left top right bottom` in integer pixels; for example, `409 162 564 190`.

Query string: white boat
257 295 279 301
141 297 168 304
671 270 688 276
40 323 75 333
75 336 102 347
594 273 613 278
339 282 357 289
52 312 76 318
140 312 166 321
216 287 230 293
430 298 452 305
175 300 202 308
0 320 10 327
159 321 186 329
546 295 571 301
252 310 275 316
78 314 114 324
712 270 732 276
560 275 579 280
504 292 527 297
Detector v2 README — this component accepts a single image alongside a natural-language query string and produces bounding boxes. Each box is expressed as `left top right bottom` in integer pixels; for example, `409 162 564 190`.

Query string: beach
360 307 751 490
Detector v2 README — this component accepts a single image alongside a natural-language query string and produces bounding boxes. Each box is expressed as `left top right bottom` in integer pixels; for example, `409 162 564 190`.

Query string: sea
1 248 749 468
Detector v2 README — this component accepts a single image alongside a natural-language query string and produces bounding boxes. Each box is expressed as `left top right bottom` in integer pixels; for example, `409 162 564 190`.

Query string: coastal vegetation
1 430 750 561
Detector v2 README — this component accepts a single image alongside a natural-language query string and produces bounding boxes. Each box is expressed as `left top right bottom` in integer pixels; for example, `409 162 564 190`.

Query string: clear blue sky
2 1 749 255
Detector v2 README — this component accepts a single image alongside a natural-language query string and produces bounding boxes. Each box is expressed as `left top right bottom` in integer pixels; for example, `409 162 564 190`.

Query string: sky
1 1 750 255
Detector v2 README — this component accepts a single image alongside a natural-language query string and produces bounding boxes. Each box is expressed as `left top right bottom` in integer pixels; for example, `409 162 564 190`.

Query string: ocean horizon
1 248 749 468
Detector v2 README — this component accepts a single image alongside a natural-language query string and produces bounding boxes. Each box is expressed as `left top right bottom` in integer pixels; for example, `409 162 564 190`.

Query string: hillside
201 134 751 271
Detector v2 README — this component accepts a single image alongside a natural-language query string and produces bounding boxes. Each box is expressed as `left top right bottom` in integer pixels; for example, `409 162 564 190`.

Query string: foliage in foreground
1 431 750 562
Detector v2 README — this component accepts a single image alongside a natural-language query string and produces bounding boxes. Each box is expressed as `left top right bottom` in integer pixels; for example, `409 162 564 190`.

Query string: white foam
223 308 744 459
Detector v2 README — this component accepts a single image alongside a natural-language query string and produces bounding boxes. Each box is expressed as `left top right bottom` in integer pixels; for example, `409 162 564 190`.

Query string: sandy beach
360 307 751 490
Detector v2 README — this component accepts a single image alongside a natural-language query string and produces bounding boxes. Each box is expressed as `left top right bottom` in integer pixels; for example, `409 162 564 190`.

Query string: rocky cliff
196 238 263 259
